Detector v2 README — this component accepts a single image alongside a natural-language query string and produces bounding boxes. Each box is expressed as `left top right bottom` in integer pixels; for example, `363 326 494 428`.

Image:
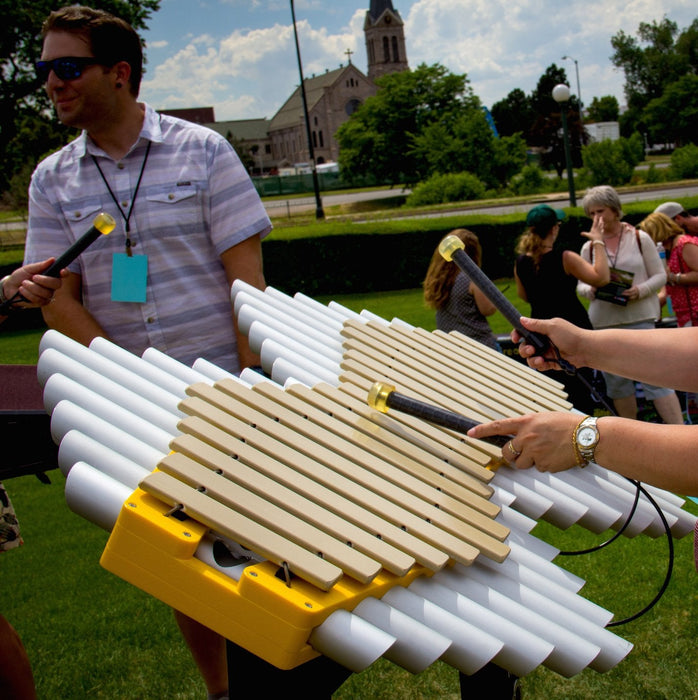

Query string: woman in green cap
514 203 610 411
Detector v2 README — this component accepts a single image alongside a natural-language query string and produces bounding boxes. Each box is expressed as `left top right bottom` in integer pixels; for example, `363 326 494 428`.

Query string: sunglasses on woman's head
35 57 100 82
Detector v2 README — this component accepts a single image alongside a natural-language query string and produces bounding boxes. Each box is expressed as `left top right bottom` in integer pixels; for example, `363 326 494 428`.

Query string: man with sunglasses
23 6 278 700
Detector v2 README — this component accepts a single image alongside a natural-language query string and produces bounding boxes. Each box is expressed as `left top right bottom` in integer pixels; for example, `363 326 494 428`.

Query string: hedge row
261 212 651 297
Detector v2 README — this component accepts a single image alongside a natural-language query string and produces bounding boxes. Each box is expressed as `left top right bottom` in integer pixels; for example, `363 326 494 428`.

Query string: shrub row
261 211 654 297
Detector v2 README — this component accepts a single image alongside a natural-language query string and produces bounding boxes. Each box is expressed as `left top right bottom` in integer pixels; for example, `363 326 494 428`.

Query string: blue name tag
112 253 148 302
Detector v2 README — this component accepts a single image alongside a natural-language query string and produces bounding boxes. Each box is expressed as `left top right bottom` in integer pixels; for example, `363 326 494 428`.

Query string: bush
509 164 546 195
406 172 486 206
580 138 636 187
1 162 33 213
622 131 645 165
670 143 698 179
641 163 666 184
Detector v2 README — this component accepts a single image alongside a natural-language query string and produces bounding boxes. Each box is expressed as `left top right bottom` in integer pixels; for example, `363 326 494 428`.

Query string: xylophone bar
36 330 643 678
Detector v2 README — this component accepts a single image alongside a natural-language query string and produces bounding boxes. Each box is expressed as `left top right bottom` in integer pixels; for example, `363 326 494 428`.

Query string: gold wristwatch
574 416 600 466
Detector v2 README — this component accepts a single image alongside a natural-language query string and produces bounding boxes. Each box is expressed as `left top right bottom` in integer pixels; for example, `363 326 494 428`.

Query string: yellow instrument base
100 488 430 669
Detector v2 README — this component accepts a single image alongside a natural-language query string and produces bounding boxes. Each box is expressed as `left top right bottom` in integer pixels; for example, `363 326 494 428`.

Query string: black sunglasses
35 57 100 83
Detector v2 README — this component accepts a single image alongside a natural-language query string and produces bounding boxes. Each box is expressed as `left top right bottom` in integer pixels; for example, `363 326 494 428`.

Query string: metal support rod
290 0 324 220
559 106 577 207
562 56 583 125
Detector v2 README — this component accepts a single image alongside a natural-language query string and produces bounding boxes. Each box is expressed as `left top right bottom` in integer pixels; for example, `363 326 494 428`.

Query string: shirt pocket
60 201 106 235
144 185 202 239
58 201 120 263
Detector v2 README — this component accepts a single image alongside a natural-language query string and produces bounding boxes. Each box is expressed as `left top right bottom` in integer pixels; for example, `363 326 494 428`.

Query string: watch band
572 416 588 467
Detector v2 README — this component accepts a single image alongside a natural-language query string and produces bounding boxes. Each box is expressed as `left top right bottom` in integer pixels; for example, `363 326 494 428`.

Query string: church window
319 131 324 147
345 98 361 116
383 36 390 62
392 36 399 62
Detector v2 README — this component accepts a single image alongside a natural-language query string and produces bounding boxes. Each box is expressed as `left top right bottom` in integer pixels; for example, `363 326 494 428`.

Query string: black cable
558 485 641 556
0 290 28 315
544 340 676 624
551 341 617 415
547 339 648 557
552 350 675 621
605 480 674 627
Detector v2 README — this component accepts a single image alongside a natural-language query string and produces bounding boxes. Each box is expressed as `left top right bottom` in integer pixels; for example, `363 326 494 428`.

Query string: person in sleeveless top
641 211 698 328
424 228 499 350
514 204 609 413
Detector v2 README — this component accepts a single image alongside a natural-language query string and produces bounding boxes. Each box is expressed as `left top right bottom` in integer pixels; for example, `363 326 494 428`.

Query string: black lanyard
92 140 151 256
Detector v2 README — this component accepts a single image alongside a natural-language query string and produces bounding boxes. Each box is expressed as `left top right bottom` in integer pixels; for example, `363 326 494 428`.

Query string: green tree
336 63 478 186
225 131 256 173
528 64 585 176
491 133 528 186
585 96 619 123
412 108 490 183
642 74 698 146
0 0 160 193
406 172 486 206
509 164 546 196
611 17 698 138
490 88 535 137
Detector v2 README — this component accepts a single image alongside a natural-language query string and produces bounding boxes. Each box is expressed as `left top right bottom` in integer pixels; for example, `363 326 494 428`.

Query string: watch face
578 426 597 448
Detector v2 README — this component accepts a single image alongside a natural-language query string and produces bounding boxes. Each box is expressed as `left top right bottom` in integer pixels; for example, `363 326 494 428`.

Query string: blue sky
139 0 697 121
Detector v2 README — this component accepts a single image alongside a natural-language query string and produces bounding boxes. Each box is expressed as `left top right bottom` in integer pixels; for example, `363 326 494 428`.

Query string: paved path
264 182 698 219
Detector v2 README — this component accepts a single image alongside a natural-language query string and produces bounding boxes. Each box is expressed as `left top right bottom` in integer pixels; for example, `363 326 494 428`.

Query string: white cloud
141 12 366 119
404 0 695 108
140 0 697 119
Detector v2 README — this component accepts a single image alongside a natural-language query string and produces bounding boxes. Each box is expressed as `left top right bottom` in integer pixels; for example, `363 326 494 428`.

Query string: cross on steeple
345 48 353 64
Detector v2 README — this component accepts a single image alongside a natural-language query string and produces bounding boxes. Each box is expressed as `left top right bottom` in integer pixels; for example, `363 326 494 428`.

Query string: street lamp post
290 0 324 220
562 55 583 125
552 83 576 207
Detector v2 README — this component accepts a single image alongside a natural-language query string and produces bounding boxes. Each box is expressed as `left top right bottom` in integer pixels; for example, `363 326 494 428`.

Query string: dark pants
226 641 353 698
459 665 520 699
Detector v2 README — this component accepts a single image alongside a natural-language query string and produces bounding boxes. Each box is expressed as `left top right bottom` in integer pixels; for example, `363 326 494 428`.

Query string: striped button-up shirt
25 104 271 372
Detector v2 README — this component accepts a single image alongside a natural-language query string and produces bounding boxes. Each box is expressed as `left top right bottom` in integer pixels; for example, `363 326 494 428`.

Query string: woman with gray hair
577 185 683 423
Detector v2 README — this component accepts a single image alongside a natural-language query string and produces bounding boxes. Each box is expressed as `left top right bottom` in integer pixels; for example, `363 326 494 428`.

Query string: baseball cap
654 202 685 219
525 204 566 230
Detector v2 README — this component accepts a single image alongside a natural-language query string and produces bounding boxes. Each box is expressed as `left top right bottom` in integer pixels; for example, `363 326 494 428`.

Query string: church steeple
364 1 408 81
368 0 397 22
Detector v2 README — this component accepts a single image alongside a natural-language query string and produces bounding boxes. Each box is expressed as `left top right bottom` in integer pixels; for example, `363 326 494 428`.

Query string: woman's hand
513 316 590 371
468 412 581 473
581 213 605 243
621 285 640 301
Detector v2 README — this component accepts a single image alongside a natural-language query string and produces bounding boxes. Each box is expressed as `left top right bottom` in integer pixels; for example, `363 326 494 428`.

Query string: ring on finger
507 441 522 459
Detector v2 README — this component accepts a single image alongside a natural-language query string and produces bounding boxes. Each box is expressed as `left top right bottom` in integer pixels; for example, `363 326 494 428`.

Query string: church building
196 1 409 174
